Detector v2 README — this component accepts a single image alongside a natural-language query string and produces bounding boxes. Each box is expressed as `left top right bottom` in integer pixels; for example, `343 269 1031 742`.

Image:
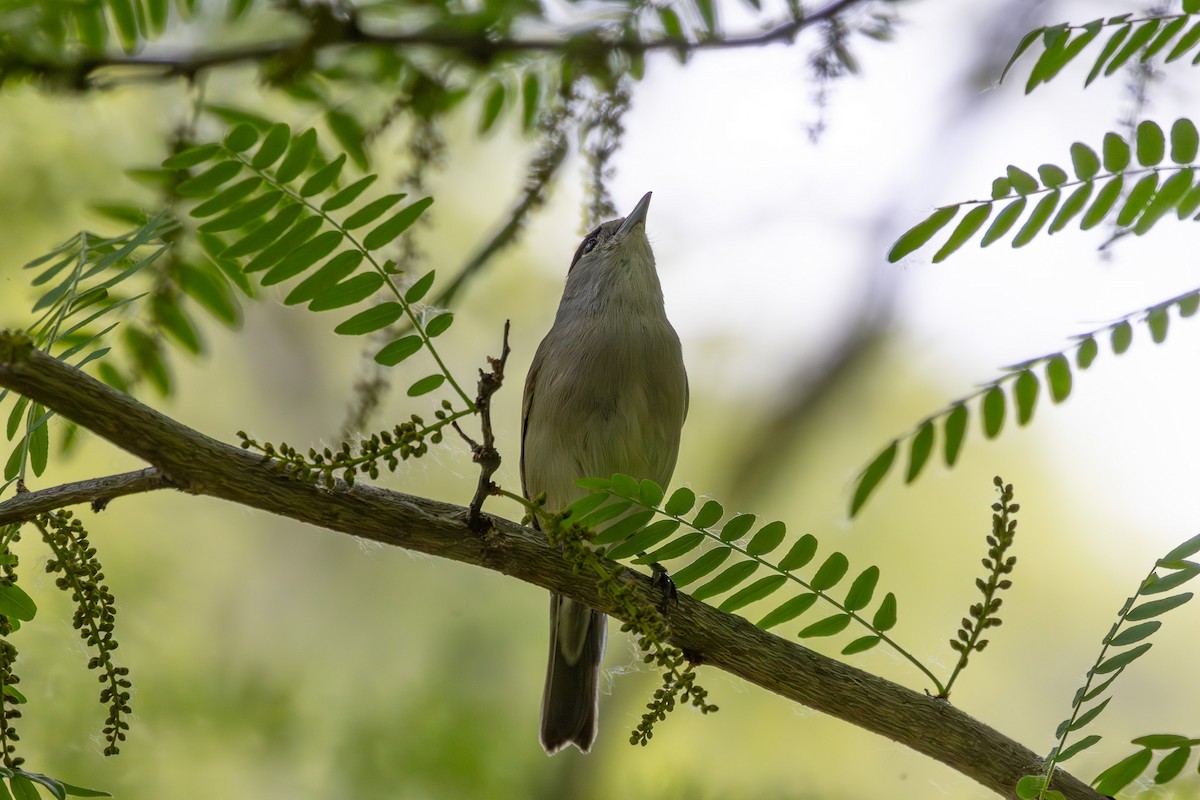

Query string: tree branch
0 468 169 525
10 0 872 87
0 331 1099 800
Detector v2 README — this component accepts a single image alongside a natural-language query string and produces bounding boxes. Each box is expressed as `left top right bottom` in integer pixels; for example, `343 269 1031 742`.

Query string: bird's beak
616 192 652 237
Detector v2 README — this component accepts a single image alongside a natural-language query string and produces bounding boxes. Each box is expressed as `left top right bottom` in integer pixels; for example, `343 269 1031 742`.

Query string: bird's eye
582 237 598 254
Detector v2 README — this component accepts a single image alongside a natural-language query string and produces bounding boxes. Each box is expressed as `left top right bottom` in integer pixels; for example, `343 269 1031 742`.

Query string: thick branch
11 0 869 86
0 332 1099 800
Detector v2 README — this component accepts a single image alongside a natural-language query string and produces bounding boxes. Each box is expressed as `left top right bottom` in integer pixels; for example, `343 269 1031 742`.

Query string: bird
520 191 688 754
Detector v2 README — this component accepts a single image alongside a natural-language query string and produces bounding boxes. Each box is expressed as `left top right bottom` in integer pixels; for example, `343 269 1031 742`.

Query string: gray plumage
520 192 688 754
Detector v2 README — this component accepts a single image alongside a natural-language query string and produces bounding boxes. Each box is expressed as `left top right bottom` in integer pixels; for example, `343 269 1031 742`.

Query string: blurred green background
6 1 1200 798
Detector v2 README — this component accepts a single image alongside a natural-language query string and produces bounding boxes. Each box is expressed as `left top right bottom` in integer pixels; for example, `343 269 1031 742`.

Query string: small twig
456 321 512 532
0 468 170 526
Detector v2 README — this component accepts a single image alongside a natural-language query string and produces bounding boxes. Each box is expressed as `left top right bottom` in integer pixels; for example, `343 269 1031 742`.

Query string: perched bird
520 192 688 754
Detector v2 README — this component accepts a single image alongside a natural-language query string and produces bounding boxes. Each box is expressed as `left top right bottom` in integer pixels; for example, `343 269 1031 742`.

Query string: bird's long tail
540 593 607 754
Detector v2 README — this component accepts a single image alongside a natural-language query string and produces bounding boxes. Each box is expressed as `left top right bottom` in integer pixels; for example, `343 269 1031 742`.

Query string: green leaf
1116 173 1159 226
1171 118 1199 163
944 403 968 466
405 270 436 303
1037 164 1068 187
1069 142 1101 179
197 190 282 233
0 584 36 621
658 5 683 38
189 176 263 218
1055 734 1102 763
1102 131 1131 172
844 566 879 611
640 531 704 563
905 421 934 483
1153 746 1190 783
322 175 378 212
176 160 241 197
1143 564 1200 593
521 72 541 131
991 178 1012 199
326 110 369 171
222 203 305 259
1095 642 1152 674
375 335 423 366
745 521 786 555
719 513 755 543
690 558 757 600
407 374 446 397
251 123 291 170
841 635 881 655
243 216 324 273
980 197 1027 246
872 592 898 631
163 143 222 169
1006 165 1039 194
811 552 849 591
300 153 347 197
1081 175 1124 229
1045 354 1072 403
1012 189 1059 247
850 441 896 516
1144 17 1188 61
224 124 258 152
1133 733 1195 749
778 534 818 572
309 273 385 312
1092 749 1152 795
719 575 787 612
1148 306 1169 343
334 302 403 335
480 83 506 133
664 487 696 516
670 547 731 588
1066 696 1111 731
1076 336 1099 369
1166 21 1200 62
606 520 680 560
1000 27 1045 83
180 263 238 323
153 296 202 355
274 128 317 183
982 386 1005 438
591 509 657 546
1163 532 1200 562
799 613 852 638
887 206 958 262
1106 19 1162 77
757 593 818 629
1179 293 1200 317
363 197 434 250
284 251 363 305
28 410 48 475
60 780 111 797
260 231 344 286
1136 168 1193 234
425 312 454 338
1111 320 1133 354
10 774 42 800
932 204 992 263
1109 620 1160 646
691 499 723 529
344 194 406 230
1014 370 1039 425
